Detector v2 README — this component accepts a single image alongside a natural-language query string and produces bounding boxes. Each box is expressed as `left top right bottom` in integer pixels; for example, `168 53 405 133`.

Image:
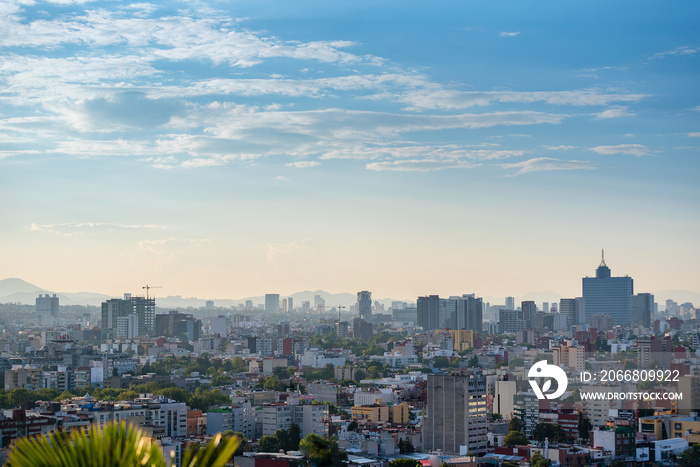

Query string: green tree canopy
532 423 564 443
530 451 551 467
397 439 415 454
679 444 700 467
299 434 348 467
504 430 529 446
274 423 301 452
388 459 420 467
258 435 280 453
578 412 592 442
508 416 522 432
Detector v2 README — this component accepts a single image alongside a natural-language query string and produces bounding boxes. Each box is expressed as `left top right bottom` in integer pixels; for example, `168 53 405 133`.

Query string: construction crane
337 305 345 321
142 284 162 299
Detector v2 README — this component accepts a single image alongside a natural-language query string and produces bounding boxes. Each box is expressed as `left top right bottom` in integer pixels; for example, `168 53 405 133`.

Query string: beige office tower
424 371 487 455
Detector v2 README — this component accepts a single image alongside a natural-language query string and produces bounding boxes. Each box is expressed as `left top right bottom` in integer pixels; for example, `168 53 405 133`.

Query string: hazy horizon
1 1 698 300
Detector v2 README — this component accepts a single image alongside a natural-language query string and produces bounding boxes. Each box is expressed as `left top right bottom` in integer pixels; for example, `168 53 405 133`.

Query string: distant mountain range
0 278 112 307
1 277 698 310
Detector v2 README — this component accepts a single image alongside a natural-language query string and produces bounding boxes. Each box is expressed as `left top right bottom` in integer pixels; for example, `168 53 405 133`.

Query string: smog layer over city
0 1 698 466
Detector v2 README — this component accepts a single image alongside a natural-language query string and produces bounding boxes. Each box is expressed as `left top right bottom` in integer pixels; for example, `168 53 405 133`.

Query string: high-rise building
265 294 280 314
245 300 253 311
560 298 577 328
277 322 290 338
514 391 540 438
417 295 440 330
505 297 515 310
357 291 372 321
314 295 325 312
439 299 457 329
353 318 373 340
335 321 350 338
419 294 482 331
117 313 139 339
287 297 293 312
131 295 156 336
101 297 133 336
590 313 613 332
155 311 202 341
583 251 633 326
452 294 482 332
631 293 654 328
498 309 525 333
36 294 59 321
575 297 586 325
521 300 536 329
425 372 487 455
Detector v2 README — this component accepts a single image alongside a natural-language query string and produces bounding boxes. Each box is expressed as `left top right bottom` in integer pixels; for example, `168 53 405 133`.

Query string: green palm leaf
5 421 240 467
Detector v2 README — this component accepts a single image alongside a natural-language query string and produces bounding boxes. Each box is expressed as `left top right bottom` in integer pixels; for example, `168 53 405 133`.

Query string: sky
0 0 699 301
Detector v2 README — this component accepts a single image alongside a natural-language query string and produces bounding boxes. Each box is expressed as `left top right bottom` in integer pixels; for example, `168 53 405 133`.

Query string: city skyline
1 1 699 300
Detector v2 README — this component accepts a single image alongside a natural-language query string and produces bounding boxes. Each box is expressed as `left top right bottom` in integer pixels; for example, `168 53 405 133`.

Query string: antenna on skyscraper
600 248 606 267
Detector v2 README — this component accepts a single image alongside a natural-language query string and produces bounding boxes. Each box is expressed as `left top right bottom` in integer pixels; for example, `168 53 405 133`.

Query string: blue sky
1 0 698 301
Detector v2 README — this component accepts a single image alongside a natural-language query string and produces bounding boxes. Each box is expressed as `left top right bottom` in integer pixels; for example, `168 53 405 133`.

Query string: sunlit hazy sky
1 0 699 301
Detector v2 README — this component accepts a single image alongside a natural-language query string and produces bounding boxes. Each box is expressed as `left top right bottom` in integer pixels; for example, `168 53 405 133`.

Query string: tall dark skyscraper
631 293 654 328
582 251 633 326
521 300 536 329
155 311 202 341
357 291 372 321
453 294 482 332
418 294 482 331
101 297 133 335
417 295 440 330
559 298 577 328
102 293 155 337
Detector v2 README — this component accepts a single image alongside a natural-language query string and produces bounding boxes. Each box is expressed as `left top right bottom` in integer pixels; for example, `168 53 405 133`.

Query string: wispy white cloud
0 149 41 159
384 88 648 111
687 132 700 137
53 139 154 156
30 222 167 236
542 145 579 151
140 155 179 169
202 108 568 143
0 7 382 67
594 106 636 119
501 157 597 175
649 46 700 60
366 159 478 172
275 175 290 181
499 31 520 37
320 144 523 161
286 161 320 168
590 144 650 156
